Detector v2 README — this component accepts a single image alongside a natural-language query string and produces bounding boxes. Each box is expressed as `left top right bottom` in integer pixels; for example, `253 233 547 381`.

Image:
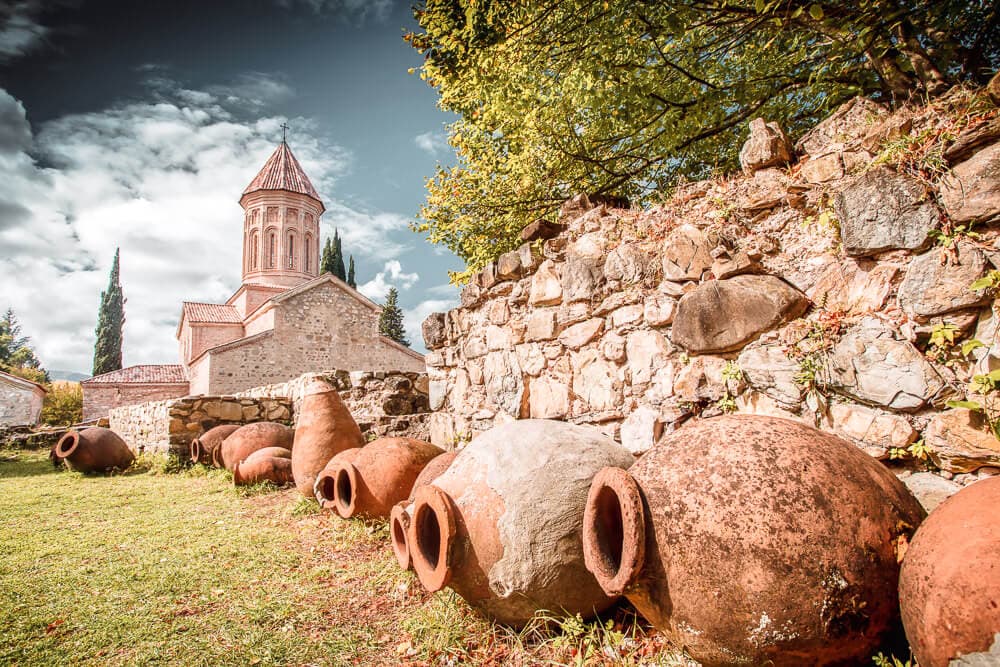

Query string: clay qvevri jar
218 422 294 471
314 448 362 510
55 427 134 473
391 451 458 570
240 446 292 464
291 376 364 497
190 424 240 465
233 455 294 487
408 419 634 626
329 437 443 520
899 476 1000 667
582 414 925 667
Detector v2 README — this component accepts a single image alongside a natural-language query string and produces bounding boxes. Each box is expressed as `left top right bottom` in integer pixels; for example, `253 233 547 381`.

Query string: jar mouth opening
56 431 80 458
333 464 358 518
390 504 412 570
583 467 646 597
409 485 455 592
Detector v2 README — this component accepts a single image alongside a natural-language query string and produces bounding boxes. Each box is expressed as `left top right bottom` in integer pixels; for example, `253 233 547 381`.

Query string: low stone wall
422 91 1000 496
108 369 431 458
110 396 292 457
237 370 431 441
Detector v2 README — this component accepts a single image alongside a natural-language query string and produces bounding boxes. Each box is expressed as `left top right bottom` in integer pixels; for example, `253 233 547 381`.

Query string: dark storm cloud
0 88 31 152
0 200 31 230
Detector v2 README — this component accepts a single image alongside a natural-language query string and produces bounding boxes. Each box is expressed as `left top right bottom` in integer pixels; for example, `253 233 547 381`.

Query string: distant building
0 370 46 426
81 139 423 418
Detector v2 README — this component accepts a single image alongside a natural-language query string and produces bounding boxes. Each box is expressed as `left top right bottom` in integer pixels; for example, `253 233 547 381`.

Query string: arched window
304 233 313 273
250 231 259 270
266 230 276 268
287 232 297 269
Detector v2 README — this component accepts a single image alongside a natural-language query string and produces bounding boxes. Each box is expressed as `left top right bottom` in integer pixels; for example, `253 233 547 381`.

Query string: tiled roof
242 142 322 204
182 302 242 324
83 365 187 385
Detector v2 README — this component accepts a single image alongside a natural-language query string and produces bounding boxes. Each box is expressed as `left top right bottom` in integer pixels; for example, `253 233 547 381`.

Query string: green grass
0 449 685 666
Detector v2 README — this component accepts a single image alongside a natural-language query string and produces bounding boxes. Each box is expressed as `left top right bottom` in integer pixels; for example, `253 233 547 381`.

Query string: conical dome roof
241 141 323 209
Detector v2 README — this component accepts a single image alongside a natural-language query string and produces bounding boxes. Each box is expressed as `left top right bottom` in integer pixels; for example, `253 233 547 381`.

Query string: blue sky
0 0 462 373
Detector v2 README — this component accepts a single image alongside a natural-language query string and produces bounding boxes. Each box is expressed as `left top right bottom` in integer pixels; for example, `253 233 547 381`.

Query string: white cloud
0 80 408 373
358 260 419 301
0 1 49 64
414 130 449 156
322 202 411 261
403 298 457 354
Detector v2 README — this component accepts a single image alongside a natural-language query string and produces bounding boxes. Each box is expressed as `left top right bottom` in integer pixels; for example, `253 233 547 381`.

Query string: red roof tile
182 302 242 324
241 142 322 205
83 365 187 385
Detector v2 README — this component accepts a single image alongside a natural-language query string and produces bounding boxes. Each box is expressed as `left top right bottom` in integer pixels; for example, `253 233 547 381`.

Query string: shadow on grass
0 451 62 479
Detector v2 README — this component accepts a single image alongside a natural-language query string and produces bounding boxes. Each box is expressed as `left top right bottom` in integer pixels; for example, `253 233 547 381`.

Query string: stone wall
238 370 431 441
109 368 431 456
109 396 292 457
82 382 190 422
423 89 1000 491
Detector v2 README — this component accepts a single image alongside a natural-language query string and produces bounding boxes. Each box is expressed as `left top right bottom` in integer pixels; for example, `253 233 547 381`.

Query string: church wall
82 383 190 421
199 282 424 394
185 322 245 366
0 378 44 426
187 354 211 396
243 307 275 337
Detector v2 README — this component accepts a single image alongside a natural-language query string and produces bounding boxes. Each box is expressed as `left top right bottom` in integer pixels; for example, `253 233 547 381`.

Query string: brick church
82 140 424 420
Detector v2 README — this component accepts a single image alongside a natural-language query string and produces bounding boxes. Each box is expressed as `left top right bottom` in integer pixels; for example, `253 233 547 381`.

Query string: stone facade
424 89 1000 493
0 370 45 426
185 277 425 395
82 382 189 422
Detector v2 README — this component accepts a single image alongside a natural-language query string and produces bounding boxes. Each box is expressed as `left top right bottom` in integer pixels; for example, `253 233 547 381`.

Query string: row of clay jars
407 419 635 627
216 422 294 471
190 425 240 465
899 476 1000 667
391 451 459 569
233 447 293 486
291 376 364 497
55 427 134 473
314 437 444 519
581 414 926 667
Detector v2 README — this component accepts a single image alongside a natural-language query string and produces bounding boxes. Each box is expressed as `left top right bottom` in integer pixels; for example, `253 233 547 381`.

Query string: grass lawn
0 449 686 666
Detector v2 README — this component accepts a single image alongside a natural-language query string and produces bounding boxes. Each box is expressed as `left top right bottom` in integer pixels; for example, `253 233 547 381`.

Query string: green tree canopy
347 255 357 288
0 308 48 384
333 230 347 281
92 249 124 376
321 237 335 274
407 0 999 277
378 287 409 347
40 382 82 426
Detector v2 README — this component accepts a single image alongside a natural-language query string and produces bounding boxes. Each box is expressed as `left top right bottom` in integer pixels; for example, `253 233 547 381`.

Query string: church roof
83 365 187 385
181 302 243 325
241 141 323 207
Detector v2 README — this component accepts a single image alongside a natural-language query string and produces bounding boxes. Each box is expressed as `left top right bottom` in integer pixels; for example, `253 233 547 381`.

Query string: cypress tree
347 255 356 288
320 238 335 274
92 248 125 376
378 287 409 347
333 230 347 281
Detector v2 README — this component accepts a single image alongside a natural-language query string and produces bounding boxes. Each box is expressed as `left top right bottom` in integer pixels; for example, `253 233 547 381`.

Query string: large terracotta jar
324 437 443 520
899 476 1000 667
55 427 134 473
218 422 293 471
291 376 364 497
233 447 294 486
391 451 458 569
407 419 634 627
582 414 925 667
313 447 362 510
190 424 240 465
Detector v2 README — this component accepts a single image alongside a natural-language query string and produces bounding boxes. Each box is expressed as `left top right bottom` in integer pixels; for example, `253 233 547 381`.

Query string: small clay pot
408 419 634 626
190 424 240 465
313 448 362 510
899 476 1000 667
391 451 458 570
291 376 365 497
327 437 443 520
582 415 925 667
55 427 134 473
218 422 294 471
233 456 294 486
241 446 292 464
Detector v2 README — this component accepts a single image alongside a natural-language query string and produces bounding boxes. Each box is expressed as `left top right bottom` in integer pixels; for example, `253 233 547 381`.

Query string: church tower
239 138 324 289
